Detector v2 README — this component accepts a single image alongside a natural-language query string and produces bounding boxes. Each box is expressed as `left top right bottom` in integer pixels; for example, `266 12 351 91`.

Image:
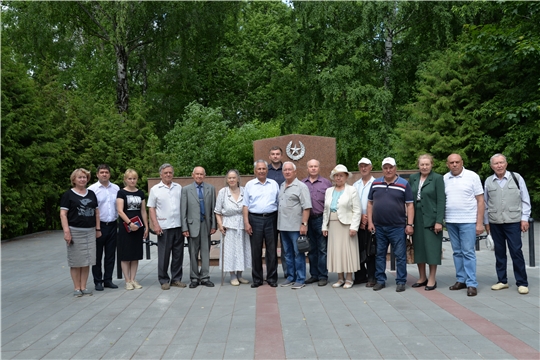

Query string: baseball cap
357 157 372 165
382 157 396 167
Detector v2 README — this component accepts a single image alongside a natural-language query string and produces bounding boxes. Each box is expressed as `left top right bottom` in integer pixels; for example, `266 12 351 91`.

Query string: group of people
60 149 531 297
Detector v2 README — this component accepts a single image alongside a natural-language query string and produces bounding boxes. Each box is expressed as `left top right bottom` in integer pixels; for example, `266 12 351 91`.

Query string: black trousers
355 227 376 283
249 213 278 285
93 221 117 284
157 227 184 285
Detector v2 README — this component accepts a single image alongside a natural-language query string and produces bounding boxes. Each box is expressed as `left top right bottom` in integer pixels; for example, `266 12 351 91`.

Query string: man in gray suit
182 166 217 288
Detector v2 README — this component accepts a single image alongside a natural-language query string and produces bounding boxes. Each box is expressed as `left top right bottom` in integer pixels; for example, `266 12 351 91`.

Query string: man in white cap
353 158 376 287
367 157 414 292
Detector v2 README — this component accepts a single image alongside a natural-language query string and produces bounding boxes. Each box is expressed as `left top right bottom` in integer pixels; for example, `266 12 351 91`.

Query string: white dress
214 187 252 272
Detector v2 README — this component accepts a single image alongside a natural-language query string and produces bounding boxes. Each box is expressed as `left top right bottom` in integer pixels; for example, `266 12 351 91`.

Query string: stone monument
253 135 336 180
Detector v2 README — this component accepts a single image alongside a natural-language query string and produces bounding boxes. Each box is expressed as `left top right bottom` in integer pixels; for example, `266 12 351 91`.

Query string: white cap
330 164 352 180
382 157 396 167
357 157 372 165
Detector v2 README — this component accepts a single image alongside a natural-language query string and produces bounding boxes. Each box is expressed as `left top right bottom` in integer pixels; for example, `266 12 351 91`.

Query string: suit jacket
181 182 217 238
408 171 445 227
322 184 361 231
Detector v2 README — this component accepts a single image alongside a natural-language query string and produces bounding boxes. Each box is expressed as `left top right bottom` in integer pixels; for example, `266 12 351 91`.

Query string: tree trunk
115 44 129 113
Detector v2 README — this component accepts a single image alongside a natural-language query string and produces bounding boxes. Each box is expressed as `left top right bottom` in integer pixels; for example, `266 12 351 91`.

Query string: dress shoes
305 277 319 284
449 282 467 290
353 277 368 285
201 280 214 287
412 280 428 288
95 283 104 291
467 287 477 296
251 282 262 288
366 281 376 288
396 284 406 292
189 281 199 289
268 282 278 288
425 282 437 291
318 279 328 286
104 281 118 289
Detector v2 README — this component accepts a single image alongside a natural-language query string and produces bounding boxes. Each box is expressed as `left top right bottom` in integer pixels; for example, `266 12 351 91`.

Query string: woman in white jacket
322 165 362 289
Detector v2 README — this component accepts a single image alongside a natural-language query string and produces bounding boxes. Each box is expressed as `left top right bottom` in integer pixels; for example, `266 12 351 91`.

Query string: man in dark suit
181 166 217 288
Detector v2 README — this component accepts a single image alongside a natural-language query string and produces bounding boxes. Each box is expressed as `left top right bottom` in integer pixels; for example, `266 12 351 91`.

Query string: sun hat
330 164 352 180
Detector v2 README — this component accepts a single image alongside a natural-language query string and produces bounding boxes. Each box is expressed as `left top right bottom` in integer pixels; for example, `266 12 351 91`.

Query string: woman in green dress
408 154 445 291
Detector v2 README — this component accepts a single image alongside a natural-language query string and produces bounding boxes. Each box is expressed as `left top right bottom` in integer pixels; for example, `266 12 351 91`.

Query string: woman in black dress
60 168 100 297
116 169 149 290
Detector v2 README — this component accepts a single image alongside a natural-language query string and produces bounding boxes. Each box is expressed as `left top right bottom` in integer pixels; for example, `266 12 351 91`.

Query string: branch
75 0 110 42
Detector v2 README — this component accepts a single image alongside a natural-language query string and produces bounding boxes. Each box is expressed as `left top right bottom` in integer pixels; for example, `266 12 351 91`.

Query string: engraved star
290 144 301 155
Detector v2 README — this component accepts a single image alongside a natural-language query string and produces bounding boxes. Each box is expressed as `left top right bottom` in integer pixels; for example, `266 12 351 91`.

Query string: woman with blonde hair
116 169 149 290
60 168 100 297
408 154 445 290
322 165 362 289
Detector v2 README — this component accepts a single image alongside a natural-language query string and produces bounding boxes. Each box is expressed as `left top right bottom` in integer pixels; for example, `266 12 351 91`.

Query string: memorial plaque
253 135 336 180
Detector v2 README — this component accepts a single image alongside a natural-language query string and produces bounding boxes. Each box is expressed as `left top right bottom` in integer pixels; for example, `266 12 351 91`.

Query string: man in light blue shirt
243 160 280 288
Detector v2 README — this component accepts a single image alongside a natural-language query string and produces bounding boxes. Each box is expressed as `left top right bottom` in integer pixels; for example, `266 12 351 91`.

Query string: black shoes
251 282 262 288
412 280 428 288
425 282 437 291
268 282 278 288
200 280 214 287
95 283 104 291
189 281 199 288
373 283 385 291
305 277 319 284
396 284 406 292
104 281 118 289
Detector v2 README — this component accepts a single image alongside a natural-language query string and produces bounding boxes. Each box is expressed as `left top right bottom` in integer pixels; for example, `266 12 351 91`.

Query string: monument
253 135 336 180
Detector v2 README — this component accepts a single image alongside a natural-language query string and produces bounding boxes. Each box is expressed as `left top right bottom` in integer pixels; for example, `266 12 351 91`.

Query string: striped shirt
444 168 483 223
368 176 413 227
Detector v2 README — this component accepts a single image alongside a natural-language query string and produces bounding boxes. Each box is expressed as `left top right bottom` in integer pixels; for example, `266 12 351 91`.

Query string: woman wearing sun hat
322 164 362 289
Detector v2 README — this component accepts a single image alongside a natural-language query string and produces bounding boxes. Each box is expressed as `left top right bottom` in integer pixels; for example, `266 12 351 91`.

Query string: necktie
198 185 205 222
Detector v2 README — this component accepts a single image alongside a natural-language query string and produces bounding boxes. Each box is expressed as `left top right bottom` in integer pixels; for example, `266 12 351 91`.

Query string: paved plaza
2 228 539 359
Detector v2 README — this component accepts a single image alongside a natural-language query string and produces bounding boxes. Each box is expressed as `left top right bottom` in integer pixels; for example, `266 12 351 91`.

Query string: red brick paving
254 285 286 359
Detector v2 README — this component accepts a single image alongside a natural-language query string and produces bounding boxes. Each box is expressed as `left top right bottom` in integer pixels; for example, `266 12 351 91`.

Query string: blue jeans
446 223 477 287
374 226 407 285
280 231 306 284
490 222 528 287
307 216 328 280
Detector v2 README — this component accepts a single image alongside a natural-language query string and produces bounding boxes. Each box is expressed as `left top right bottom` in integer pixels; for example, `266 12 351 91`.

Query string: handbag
297 235 310 253
367 232 377 256
406 236 415 264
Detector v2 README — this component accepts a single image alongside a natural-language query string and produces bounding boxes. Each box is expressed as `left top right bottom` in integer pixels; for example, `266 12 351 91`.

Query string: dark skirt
413 203 442 265
117 223 144 261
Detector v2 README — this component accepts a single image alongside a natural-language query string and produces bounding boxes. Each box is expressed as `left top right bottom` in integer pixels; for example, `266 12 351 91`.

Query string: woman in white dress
214 169 252 285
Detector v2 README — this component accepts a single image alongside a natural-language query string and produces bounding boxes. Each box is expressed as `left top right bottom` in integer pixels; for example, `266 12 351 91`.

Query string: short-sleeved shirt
278 178 312 231
147 181 182 229
88 181 120 222
353 176 375 215
444 168 483 223
368 176 413 227
267 163 285 186
242 177 279 214
301 175 332 216
60 189 98 228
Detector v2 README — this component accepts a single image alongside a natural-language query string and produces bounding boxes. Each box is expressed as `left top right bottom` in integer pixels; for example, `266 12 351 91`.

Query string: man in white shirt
484 153 531 295
148 163 185 290
444 154 484 297
88 164 120 291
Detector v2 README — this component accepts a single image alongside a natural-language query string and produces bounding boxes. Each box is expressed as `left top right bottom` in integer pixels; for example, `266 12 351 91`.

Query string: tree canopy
2 1 539 239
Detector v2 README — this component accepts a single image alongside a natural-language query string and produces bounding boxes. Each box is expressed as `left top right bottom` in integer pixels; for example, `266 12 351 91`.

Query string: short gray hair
490 153 507 164
225 169 241 187
253 160 268 169
159 163 174 174
283 161 296 170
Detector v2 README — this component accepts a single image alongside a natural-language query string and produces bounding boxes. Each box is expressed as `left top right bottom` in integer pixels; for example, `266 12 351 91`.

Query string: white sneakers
491 282 509 290
491 282 529 294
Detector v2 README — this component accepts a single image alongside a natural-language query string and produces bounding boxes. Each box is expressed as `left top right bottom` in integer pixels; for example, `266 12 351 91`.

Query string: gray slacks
188 221 211 282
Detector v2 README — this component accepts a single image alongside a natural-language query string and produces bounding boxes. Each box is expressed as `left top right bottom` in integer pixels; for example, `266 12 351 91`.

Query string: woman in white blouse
214 169 252 285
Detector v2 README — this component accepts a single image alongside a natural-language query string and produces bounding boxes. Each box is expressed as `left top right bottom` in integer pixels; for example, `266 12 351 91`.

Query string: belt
249 211 277 217
310 213 323 219
100 221 116 226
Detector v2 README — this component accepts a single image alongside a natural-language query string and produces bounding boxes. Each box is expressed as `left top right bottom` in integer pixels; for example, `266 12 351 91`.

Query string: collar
492 171 509 181
448 167 466 178
158 181 176 189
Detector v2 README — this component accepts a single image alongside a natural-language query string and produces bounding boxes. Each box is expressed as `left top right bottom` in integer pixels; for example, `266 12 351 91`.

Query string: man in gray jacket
484 154 531 295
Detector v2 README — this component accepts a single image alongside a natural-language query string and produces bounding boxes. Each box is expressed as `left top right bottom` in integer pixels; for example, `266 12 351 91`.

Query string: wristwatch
407 223 414 227
302 222 308 226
